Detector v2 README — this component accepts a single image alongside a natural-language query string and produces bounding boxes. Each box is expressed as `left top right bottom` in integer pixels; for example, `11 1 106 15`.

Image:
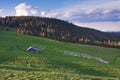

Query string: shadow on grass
0 59 117 78
0 65 48 72
47 60 115 77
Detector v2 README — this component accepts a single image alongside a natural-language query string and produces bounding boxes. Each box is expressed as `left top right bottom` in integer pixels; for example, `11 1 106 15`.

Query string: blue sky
0 0 120 31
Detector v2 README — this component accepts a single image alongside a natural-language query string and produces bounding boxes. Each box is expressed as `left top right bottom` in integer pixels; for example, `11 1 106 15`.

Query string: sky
0 0 120 31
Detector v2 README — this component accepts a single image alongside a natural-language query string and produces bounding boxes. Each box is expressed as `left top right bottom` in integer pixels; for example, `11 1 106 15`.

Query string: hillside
0 16 120 48
0 30 120 79
107 32 120 36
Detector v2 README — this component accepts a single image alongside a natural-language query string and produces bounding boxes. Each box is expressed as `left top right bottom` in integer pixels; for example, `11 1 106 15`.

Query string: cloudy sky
0 0 120 31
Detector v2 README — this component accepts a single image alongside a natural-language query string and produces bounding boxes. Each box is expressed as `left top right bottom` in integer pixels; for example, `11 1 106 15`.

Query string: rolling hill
0 30 120 80
0 16 120 48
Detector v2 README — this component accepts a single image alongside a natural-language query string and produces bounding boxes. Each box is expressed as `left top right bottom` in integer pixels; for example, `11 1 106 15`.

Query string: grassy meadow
0 30 120 80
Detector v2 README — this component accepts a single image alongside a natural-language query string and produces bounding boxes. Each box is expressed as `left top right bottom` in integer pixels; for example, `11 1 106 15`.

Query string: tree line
0 16 120 48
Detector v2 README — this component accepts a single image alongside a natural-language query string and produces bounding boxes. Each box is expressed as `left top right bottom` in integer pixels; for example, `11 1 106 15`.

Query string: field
0 30 120 80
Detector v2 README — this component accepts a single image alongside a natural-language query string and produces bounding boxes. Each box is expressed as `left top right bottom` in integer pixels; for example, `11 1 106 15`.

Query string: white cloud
15 3 58 17
59 8 120 22
0 9 3 13
40 11 59 18
50 0 120 23
14 3 120 22
74 21 120 31
41 8 120 23
97 0 120 9
15 3 39 16
55 0 120 31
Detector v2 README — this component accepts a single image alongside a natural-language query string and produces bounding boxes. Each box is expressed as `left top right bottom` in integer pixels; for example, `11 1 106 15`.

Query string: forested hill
0 16 120 48
107 32 120 36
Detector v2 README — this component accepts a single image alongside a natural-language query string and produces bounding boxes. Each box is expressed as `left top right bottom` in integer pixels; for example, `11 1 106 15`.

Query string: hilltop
0 16 120 48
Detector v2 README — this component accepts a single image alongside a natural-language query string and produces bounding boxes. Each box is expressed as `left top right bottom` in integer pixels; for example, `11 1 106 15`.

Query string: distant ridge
107 32 120 36
0 16 120 48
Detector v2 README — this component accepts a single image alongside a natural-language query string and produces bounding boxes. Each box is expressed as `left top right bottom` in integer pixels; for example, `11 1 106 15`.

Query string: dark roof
27 46 40 53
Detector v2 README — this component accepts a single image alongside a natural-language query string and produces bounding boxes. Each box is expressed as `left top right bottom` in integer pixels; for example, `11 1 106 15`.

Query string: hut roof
27 46 40 53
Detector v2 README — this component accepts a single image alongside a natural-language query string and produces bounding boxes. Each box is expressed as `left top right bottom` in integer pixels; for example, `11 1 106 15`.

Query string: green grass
0 30 120 80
